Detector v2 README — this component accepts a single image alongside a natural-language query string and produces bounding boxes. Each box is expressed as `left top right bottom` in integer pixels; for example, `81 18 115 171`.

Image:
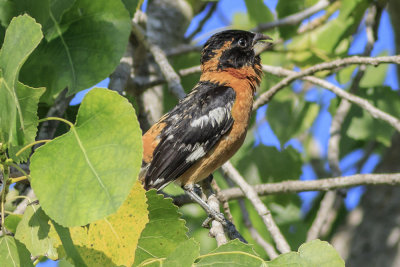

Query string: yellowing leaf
54 181 149 266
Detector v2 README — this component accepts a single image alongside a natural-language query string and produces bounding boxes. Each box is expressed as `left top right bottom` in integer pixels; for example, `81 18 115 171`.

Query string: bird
140 30 271 211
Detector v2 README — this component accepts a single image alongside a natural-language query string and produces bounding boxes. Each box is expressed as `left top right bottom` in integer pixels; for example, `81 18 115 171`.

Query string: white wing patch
185 145 206 162
190 102 232 129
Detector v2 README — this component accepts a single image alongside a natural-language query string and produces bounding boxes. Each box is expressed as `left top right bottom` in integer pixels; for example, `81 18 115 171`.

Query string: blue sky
41 1 397 266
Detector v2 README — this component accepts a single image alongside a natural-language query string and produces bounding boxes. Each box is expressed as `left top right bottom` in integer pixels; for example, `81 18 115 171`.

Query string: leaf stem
7 195 32 203
9 176 28 184
33 258 40 266
0 165 10 232
38 116 74 128
15 140 51 157
196 250 266 263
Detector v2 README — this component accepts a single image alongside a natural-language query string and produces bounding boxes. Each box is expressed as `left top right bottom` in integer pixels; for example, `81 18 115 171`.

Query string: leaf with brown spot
53 181 149 266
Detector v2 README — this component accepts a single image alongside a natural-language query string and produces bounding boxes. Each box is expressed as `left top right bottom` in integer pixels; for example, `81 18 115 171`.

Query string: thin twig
165 44 201 57
252 0 333 32
131 22 186 99
173 173 400 203
297 1 341 34
254 55 400 110
179 65 202 76
237 199 279 259
187 3 218 40
306 191 337 241
221 162 291 254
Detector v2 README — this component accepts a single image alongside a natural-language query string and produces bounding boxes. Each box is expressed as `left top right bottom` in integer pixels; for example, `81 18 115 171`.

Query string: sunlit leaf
133 190 188 266
4 214 23 234
53 181 148 266
163 238 200 267
269 240 344 266
30 88 143 227
0 15 43 146
195 239 265 266
7 82 45 163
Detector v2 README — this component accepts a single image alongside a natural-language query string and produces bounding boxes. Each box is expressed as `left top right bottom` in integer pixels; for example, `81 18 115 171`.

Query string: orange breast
176 73 255 186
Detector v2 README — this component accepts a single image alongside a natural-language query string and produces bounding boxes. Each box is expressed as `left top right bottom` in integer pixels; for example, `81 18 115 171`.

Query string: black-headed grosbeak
140 30 271 199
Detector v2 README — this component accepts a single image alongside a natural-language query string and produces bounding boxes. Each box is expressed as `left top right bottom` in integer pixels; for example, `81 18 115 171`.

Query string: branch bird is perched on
140 30 271 209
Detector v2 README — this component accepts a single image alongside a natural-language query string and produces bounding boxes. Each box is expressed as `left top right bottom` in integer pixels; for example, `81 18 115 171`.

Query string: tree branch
254 55 400 110
222 173 400 200
308 6 380 241
131 22 186 99
202 179 228 246
260 64 400 133
252 0 333 32
221 162 291 254
187 3 217 40
173 173 400 205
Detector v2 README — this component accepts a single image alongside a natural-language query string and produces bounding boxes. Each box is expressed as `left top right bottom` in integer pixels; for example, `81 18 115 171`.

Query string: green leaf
267 92 319 146
8 82 45 163
0 15 43 146
287 0 368 65
58 258 75 267
336 65 357 84
15 204 59 260
122 0 140 17
133 190 188 266
347 86 400 146
19 0 131 101
0 235 33 267
244 0 274 25
30 88 143 227
269 240 344 267
195 239 265 266
4 214 23 234
12 0 75 41
163 238 200 267
277 0 305 39
234 144 303 183
359 52 389 88
0 0 15 27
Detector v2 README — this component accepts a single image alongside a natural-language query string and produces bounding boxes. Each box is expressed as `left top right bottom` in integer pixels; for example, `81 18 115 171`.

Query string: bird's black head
201 30 272 72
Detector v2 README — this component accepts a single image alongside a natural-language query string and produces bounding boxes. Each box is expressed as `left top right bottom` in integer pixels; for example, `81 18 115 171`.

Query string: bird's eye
238 38 247 47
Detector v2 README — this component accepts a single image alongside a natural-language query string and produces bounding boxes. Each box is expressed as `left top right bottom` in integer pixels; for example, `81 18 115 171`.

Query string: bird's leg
183 183 225 224
183 176 247 243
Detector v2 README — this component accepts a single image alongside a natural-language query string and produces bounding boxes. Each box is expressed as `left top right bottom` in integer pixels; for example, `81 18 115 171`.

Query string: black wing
144 81 236 190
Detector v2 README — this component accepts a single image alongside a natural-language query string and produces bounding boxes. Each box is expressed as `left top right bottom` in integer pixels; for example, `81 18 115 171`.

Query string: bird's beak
253 33 273 56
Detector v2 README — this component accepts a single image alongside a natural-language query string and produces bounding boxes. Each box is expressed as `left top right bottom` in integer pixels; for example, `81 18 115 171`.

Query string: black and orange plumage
140 30 271 195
